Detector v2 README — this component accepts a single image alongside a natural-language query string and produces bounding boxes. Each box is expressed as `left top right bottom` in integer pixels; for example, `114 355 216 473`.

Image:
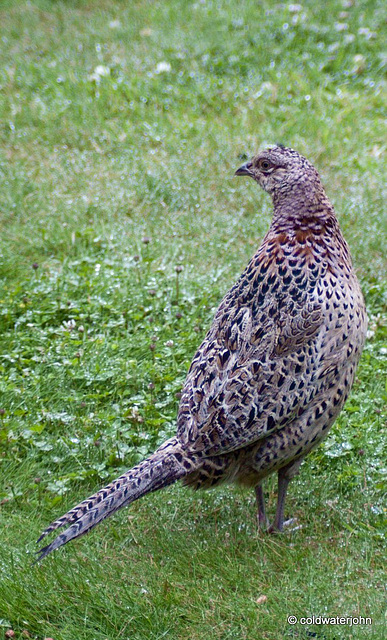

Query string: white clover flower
155 61 171 73
88 66 111 82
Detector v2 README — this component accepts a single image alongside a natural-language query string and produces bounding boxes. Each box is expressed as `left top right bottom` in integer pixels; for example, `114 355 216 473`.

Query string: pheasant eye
258 159 273 172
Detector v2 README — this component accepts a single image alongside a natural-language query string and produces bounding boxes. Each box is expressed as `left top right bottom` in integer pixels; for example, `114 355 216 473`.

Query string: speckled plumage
36 146 367 560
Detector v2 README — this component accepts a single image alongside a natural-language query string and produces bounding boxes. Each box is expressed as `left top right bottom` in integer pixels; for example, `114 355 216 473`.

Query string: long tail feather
35 437 189 562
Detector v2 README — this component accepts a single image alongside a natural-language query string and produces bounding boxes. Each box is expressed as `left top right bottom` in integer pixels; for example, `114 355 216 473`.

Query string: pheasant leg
268 459 303 532
255 483 269 529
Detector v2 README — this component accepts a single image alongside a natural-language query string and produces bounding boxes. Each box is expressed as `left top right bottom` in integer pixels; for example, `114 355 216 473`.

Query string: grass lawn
0 0 386 638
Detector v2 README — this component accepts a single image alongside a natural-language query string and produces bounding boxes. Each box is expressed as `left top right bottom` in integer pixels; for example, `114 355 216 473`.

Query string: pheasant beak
235 161 253 177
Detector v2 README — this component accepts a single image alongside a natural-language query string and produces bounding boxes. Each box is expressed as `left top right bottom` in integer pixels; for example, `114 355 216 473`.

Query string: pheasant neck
271 195 338 232
269 198 352 271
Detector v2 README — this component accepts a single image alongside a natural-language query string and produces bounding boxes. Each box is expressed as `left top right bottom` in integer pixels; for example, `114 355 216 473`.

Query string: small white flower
165 340 174 347
155 61 171 73
88 65 111 83
95 65 110 77
109 19 121 29
63 319 76 331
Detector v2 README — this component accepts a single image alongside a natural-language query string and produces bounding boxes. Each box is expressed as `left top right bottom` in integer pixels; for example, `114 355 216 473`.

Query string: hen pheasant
36 145 367 561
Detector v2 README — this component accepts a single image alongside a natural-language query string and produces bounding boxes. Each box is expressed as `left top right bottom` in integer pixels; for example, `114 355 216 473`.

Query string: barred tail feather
37 445 164 544
35 437 189 562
